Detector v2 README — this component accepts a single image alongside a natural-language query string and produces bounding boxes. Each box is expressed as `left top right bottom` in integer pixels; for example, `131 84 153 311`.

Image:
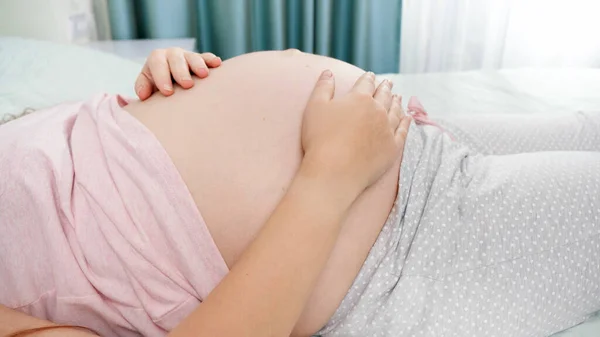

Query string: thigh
441 151 600 335
460 151 600 270
437 112 600 155
397 150 600 336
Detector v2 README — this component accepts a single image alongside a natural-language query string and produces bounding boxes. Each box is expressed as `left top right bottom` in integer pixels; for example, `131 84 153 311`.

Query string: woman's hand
301 70 411 199
134 48 222 101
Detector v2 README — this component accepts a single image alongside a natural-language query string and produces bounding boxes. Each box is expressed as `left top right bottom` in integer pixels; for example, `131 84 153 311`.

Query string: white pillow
0 37 141 120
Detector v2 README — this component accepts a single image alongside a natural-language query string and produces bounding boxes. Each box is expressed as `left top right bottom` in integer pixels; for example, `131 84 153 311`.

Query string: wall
0 0 98 43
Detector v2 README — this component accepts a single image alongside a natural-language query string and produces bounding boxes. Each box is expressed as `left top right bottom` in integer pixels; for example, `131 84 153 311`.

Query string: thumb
308 70 335 104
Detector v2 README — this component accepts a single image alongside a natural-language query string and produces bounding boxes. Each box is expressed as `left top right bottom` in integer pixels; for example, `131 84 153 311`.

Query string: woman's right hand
300 70 412 198
135 48 222 101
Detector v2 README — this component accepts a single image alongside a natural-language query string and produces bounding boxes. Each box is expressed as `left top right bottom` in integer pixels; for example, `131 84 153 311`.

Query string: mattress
0 37 599 337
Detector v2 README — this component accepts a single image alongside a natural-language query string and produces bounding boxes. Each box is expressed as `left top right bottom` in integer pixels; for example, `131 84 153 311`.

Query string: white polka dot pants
437 111 600 154
318 112 600 337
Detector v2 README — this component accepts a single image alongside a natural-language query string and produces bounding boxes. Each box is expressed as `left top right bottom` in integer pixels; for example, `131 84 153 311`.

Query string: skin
0 306 96 337
1 50 411 337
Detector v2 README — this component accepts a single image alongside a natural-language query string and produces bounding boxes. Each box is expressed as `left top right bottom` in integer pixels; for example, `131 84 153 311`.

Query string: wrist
296 157 363 210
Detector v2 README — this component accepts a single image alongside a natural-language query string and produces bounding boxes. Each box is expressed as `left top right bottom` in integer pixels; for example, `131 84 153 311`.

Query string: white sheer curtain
400 0 600 73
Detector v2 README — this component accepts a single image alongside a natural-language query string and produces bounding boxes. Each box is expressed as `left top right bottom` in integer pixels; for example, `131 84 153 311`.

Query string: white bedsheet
0 37 140 120
380 68 600 116
0 37 598 337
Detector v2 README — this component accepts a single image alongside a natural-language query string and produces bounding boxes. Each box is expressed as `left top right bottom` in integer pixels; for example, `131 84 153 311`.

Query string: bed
1 37 599 337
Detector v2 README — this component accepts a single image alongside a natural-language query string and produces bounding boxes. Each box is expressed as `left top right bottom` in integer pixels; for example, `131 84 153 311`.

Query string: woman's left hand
135 48 222 100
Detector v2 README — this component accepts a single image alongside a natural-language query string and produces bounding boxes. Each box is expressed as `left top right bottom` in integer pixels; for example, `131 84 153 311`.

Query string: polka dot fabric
317 112 600 337
435 112 600 155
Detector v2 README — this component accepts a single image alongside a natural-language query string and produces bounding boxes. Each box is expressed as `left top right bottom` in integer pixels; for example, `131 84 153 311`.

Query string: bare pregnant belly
125 50 402 336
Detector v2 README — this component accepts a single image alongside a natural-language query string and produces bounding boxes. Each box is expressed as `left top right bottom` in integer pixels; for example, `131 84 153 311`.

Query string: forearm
169 166 358 337
0 306 96 337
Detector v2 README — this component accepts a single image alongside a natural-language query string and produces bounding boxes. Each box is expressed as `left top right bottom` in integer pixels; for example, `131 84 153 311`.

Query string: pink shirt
0 94 229 336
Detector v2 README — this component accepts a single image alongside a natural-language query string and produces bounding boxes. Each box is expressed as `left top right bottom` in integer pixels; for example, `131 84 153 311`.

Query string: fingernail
163 83 172 92
387 80 394 88
198 67 209 77
206 53 217 60
136 84 143 94
182 74 192 81
321 69 333 79
367 71 375 78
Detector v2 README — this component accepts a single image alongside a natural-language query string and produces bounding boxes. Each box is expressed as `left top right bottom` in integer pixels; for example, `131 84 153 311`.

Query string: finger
351 71 377 96
135 63 154 101
167 49 194 89
388 94 402 130
185 52 209 78
397 95 405 117
199 52 222 68
134 74 153 101
308 70 335 104
374 79 394 111
394 115 412 148
147 50 174 96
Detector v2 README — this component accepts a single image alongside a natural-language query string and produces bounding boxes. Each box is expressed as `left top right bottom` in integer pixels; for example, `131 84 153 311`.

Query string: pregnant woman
1 48 599 337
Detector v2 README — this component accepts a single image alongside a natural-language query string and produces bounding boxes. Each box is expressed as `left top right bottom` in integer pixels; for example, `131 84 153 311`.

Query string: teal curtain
107 0 402 73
